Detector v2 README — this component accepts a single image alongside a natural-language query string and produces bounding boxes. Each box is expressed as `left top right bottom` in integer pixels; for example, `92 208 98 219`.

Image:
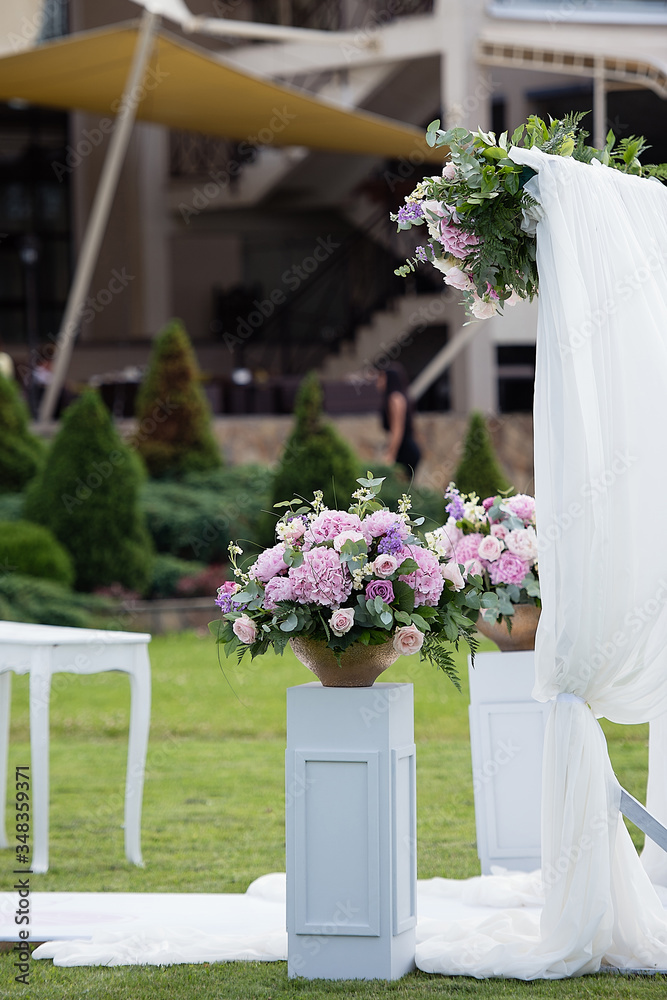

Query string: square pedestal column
286 682 416 981
468 650 551 873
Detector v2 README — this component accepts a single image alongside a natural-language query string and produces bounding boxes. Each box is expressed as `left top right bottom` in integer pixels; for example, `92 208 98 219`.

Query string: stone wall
210 412 535 496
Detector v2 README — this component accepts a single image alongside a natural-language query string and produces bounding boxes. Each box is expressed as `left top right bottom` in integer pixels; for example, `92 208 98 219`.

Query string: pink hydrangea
398 545 444 607
451 533 483 564
488 552 530 586
289 547 353 608
439 220 479 258
249 544 288 583
303 511 363 548
505 494 536 522
361 509 409 541
263 576 294 610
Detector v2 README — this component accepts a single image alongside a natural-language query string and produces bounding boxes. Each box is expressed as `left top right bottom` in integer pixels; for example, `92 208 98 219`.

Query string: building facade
1 0 665 417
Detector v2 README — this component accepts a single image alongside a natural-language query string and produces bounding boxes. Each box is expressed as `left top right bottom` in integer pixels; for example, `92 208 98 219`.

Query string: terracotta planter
289 635 400 687
475 604 541 652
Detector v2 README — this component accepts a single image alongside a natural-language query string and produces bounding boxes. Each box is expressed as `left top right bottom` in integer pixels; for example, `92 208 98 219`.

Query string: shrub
453 411 510 500
0 573 114 628
133 319 221 478
267 374 360 540
0 372 45 492
0 493 24 522
147 554 206 599
0 520 74 586
23 390 154 593
141 465 273 563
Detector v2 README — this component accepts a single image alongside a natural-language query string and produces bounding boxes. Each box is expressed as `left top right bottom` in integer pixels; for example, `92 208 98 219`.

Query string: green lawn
1 631 661 998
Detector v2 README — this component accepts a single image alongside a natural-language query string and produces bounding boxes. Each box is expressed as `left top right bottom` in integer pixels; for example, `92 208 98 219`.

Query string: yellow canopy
0 19 443 162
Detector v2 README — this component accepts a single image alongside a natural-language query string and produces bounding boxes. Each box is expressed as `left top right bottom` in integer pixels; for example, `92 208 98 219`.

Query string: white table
0 621 151 874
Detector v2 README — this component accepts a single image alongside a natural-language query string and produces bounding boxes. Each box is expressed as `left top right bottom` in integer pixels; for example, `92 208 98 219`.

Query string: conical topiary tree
269 373 360 529
133 319 221 478
24 390 153 593
453 411 510 500
0 372 45 492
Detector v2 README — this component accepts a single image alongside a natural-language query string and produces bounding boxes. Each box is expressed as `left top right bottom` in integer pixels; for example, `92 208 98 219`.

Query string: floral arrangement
426 485 540 624
391 112 667 319
209 475 485 687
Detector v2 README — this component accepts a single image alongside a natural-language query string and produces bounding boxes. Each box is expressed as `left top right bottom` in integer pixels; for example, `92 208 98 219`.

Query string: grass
0 630 661 998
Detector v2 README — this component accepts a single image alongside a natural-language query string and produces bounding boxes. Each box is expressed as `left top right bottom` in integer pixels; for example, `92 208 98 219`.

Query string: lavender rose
232 614 257 644
330 607 355 636
393 624 424 656
365 579 394 604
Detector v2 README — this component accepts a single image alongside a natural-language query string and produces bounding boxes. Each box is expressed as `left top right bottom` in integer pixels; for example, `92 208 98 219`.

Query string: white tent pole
38 9 161 424
408 323 481 402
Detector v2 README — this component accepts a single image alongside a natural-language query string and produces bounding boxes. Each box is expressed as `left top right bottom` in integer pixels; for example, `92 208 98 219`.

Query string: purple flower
215 581 246 614
445 496 465 520
377 525 404 555
396 202 423 224
365 579 394 604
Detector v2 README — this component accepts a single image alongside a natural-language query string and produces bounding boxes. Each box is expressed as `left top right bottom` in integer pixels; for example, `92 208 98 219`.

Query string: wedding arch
416 146 667 978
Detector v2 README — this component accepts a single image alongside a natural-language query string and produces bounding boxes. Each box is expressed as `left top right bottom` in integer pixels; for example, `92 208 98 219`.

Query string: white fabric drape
417 147 667 978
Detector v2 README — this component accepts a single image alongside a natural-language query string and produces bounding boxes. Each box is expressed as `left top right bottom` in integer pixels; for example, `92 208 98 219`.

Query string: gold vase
475 604 540 652
289 636 400 687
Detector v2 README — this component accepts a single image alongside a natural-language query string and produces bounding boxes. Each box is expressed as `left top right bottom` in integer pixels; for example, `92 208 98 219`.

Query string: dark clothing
382 393 421 476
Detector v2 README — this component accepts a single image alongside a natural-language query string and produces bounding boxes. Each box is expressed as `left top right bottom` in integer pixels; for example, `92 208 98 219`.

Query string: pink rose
232 614 257 644
333 530 366 552
441 561 465 591
490 523 507 540
393 624 424 656
442 162 456 180
330 607 355 636
504 527 538 562
482 497 496 511
373 554 398 577
478 535 503 562
263 576 294 610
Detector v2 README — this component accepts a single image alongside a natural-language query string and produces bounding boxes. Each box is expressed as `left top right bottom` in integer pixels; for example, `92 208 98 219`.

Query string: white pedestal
286 682 416 981
468 651 551 874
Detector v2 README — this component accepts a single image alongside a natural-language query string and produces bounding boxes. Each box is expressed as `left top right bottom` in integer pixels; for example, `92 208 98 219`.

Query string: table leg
29 648 52 874
0 672 10 847
124 645 151 866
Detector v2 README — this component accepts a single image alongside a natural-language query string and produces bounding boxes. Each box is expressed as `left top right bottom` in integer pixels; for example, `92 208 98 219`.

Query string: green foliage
141 465 272 563
268 373 360 534
0 520 74 586
454 412 510 500
133 318 221 478
147 553 207 599
23 390 154 593
0 491 24 522
0 572 113 627
0 372 45 492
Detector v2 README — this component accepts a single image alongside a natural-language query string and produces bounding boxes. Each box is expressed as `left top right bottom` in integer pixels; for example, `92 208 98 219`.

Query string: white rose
505 527 538 562
441 562 465 591
393 625 424 656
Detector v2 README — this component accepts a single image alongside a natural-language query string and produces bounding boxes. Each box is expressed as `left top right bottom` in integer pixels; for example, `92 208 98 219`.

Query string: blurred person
376 364 421 477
